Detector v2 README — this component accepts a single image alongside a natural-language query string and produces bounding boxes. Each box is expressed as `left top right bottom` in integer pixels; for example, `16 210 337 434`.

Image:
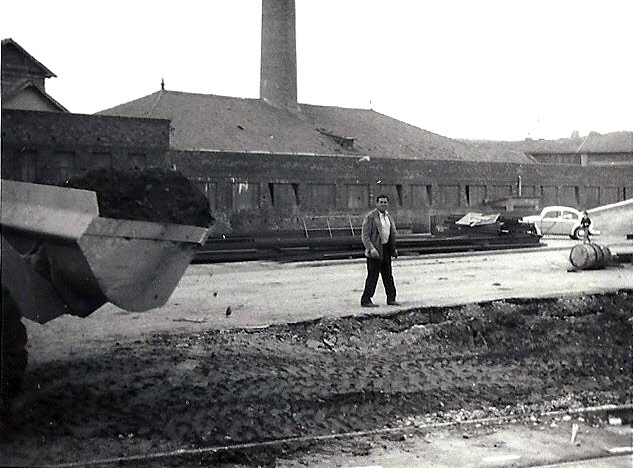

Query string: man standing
360 194 399 307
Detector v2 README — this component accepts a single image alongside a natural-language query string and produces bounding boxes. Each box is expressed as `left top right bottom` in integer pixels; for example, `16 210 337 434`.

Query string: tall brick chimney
260 0 299 113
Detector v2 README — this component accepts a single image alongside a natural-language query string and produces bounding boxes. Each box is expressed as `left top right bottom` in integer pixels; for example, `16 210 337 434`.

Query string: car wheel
572 227 584 240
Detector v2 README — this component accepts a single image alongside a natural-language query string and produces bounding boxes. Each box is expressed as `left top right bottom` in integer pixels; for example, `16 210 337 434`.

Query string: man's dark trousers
361 240 396 304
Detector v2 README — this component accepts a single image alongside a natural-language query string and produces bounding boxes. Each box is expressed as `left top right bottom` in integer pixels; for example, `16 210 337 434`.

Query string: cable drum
569 243 611 270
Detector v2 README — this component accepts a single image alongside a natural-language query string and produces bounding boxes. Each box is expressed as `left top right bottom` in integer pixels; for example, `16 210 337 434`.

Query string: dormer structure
1 38 68 112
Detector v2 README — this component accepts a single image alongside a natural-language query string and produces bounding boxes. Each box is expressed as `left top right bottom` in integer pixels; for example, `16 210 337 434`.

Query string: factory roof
97 89 534 163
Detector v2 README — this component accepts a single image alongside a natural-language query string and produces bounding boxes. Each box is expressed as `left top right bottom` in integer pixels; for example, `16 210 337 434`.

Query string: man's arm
388 213 398 258
361 215 379 257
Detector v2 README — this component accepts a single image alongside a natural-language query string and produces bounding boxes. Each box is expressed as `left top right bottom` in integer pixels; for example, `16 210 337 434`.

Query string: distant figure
580 211 592 243
360 194 399 307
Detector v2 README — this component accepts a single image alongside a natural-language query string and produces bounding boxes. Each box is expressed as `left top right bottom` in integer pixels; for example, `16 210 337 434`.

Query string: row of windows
196 182 513 211
194 180 630 211
9 150 628 211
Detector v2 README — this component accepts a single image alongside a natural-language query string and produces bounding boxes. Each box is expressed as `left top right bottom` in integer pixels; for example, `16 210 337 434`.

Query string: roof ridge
145 89 165 117
160 89 262 101
300 102 372 113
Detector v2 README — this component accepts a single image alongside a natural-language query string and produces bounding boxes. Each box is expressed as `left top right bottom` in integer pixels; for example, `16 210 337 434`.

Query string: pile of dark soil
64 168 213 227
4 291 632 466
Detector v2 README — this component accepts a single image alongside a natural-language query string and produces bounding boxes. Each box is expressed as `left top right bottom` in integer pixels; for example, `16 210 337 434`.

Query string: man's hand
369 247 380 258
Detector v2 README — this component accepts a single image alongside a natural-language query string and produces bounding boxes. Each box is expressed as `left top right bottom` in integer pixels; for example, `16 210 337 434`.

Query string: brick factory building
2 1 632 235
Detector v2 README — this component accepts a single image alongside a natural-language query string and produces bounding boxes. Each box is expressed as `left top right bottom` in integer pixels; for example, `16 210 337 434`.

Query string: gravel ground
3 290 632 467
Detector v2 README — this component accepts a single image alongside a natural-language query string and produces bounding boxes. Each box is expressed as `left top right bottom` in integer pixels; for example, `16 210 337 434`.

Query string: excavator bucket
1 180 209 323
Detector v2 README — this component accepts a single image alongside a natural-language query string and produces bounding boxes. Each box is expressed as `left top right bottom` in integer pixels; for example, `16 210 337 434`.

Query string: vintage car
521 206 600 239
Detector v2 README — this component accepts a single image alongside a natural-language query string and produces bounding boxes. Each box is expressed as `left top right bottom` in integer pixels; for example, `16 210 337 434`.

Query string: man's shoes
387 300 401 306
361 302 379 308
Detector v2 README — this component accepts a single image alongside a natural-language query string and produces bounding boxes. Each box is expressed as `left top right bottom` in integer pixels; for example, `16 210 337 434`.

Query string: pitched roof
1 38 56 78
97 90 534 163
2 38 67 112
1 80 69 112
298 104 515 162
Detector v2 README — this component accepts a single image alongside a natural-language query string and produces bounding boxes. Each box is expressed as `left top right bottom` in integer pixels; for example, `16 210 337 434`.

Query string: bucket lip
1 179 99 242
85 217 209 244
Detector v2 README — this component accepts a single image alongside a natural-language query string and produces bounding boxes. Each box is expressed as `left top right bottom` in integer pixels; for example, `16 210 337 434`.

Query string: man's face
376 197 389 213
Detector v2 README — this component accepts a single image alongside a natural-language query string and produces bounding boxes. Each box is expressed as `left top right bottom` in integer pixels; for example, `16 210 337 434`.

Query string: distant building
465 132 633 166
1 38 170 183
524 132 633 166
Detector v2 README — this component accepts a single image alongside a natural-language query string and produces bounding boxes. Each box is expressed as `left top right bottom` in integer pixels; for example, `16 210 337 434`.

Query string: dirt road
3 239 632 467
24 239 632 363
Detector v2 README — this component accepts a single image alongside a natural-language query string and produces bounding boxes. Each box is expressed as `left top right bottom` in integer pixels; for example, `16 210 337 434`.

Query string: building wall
584 153 633 165
3 109 630 236
173 150 633 235
1 109 171 183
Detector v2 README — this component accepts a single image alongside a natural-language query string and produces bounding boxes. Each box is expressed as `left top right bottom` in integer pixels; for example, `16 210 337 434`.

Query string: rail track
47 404 633 468
194 231 542 263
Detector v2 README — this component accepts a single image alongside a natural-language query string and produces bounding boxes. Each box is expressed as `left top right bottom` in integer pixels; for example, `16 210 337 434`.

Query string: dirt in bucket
64 168 214 227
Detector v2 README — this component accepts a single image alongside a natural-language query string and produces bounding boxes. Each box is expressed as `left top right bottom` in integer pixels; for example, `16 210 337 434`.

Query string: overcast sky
2 0 632 141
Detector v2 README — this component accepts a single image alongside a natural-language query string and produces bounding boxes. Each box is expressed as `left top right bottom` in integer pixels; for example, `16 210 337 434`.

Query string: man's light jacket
361 208 398 259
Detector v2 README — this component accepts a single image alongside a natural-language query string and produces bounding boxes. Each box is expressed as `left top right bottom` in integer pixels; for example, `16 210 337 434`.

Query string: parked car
521 206 600 239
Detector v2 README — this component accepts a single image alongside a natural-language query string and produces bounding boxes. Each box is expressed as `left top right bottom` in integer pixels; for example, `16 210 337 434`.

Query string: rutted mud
3 291 632 466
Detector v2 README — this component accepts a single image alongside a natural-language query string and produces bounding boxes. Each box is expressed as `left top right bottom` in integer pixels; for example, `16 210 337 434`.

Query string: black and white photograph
1 1 632 467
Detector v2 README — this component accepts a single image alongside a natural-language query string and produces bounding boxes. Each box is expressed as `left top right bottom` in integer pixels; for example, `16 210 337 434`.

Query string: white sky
2 0 632 141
